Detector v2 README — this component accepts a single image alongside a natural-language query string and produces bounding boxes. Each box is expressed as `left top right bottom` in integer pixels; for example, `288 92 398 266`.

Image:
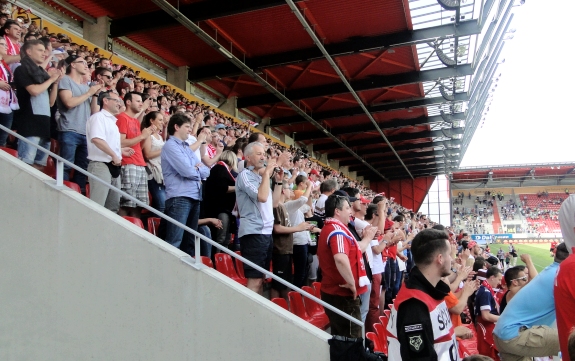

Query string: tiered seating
519 193 565 233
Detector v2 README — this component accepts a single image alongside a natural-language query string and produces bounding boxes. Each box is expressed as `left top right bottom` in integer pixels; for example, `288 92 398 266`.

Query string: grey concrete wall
0 152 330 361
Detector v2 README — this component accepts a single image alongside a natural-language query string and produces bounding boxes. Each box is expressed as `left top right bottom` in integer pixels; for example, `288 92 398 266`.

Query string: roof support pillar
330 159 339 169
218 96 238 117
349 171 357 180
83 17 111 50
340 166 349 177
167 66 189 91
319 153 329 165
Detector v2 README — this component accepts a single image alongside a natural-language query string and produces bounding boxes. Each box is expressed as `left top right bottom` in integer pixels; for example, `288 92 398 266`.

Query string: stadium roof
451 163 575 189
42 0 517 183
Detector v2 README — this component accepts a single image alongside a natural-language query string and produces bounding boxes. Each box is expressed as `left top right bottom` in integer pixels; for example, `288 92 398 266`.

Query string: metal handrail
0 124 365 337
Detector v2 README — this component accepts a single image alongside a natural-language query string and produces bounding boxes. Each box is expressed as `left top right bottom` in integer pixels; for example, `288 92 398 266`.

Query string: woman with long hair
141 110 166 213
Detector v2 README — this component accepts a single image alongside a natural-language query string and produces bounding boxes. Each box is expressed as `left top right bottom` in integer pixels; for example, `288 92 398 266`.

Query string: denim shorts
17 136 51 166
240 234 273 279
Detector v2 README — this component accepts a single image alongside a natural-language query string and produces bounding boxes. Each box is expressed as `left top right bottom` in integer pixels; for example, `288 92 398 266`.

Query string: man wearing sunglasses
94 66 114 91
56 55 103 193
493 243 568 361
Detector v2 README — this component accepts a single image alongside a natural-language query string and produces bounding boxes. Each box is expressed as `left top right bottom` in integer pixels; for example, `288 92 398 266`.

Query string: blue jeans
58 131 88 191
292 244 308 288
17 136 50 166
0 111 13 146
359 282 371 323
196 225 212 258
147 178 166 213
164 197 200 256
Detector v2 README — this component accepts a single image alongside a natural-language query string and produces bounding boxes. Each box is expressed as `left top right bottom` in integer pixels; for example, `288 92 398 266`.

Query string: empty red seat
85 183 90 198
302 286 329 329
63 180 81 193
271 297 288 310
0 146 17 157
233 251 247 281
43 157 56 178
287 291 313 322
312 281 322 297
214 253 247 286
147 217 161 235
366 332 383 353
287 291 329 330
374 322 388 355
201 256 214 268
122 216 144 229
50 138 59 155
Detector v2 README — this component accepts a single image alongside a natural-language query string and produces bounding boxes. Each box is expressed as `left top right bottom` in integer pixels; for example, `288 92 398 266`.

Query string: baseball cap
360 195 370 204
52 47 66 56
333 189 358 202
310 169 319 176
215 124 226 130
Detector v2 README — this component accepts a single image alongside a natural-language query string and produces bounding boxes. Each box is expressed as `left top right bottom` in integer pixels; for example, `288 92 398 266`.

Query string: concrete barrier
0 151 330 360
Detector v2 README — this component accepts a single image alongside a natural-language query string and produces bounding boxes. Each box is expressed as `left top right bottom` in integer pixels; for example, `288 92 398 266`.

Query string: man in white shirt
86 91 132 212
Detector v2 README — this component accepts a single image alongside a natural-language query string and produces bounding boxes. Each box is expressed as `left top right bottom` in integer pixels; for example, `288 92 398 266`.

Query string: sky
459 0 575 167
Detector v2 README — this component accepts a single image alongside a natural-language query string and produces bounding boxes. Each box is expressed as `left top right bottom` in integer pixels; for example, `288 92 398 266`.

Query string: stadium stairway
491 200 502 234
0 151 330 360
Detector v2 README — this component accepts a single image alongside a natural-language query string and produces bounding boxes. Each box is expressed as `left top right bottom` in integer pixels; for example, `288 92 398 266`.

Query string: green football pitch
491 243 556 272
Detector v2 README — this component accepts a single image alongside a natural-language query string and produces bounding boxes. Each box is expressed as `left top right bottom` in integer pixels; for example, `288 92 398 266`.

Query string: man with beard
387 228 461 361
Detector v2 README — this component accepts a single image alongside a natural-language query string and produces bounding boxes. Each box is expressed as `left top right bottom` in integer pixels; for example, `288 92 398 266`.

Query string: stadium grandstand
4 0 568 360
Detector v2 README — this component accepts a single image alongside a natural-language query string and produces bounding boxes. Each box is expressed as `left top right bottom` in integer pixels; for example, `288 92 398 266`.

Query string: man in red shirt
116 92 156 218
555 195 575 361
317 194 377 337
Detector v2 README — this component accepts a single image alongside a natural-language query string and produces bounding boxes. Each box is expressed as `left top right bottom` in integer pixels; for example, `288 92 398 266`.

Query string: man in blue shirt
161 113 210 256
493 243 568 361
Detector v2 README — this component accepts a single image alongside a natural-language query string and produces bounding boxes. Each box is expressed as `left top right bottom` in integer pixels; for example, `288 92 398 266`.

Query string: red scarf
481 280 500 313
4 35 20 56
0 60 11 82
217 161 235 181
324 217 369 287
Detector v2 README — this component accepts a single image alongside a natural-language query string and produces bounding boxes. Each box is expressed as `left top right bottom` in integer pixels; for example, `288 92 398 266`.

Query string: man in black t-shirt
14 40 62 171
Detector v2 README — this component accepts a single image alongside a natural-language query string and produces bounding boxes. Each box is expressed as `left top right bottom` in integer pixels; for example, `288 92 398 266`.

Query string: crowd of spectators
5 5 575 361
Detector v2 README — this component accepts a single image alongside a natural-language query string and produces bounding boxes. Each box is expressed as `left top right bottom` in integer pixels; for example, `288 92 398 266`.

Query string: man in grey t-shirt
57 55 102 192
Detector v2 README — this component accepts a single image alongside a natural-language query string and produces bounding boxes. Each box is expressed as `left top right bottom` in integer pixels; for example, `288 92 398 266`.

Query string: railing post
56 159 64 187
194 234 201 264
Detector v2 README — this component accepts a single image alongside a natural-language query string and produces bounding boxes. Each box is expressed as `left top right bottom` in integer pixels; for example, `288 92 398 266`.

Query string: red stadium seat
234 251 247 281
383 309 390 319
312 281 322 297
214 253 247 286
301 286 329 329
63 181 81 193
122 216 144 229
201 256 214 268
147 217 161 235
366 332 383 353
85 183 90 198
43 157 56 179
50 138 59 155
288 291 331 329
374 322 388 355
0 146 17 157
287 291 313 322
271 297 288 310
